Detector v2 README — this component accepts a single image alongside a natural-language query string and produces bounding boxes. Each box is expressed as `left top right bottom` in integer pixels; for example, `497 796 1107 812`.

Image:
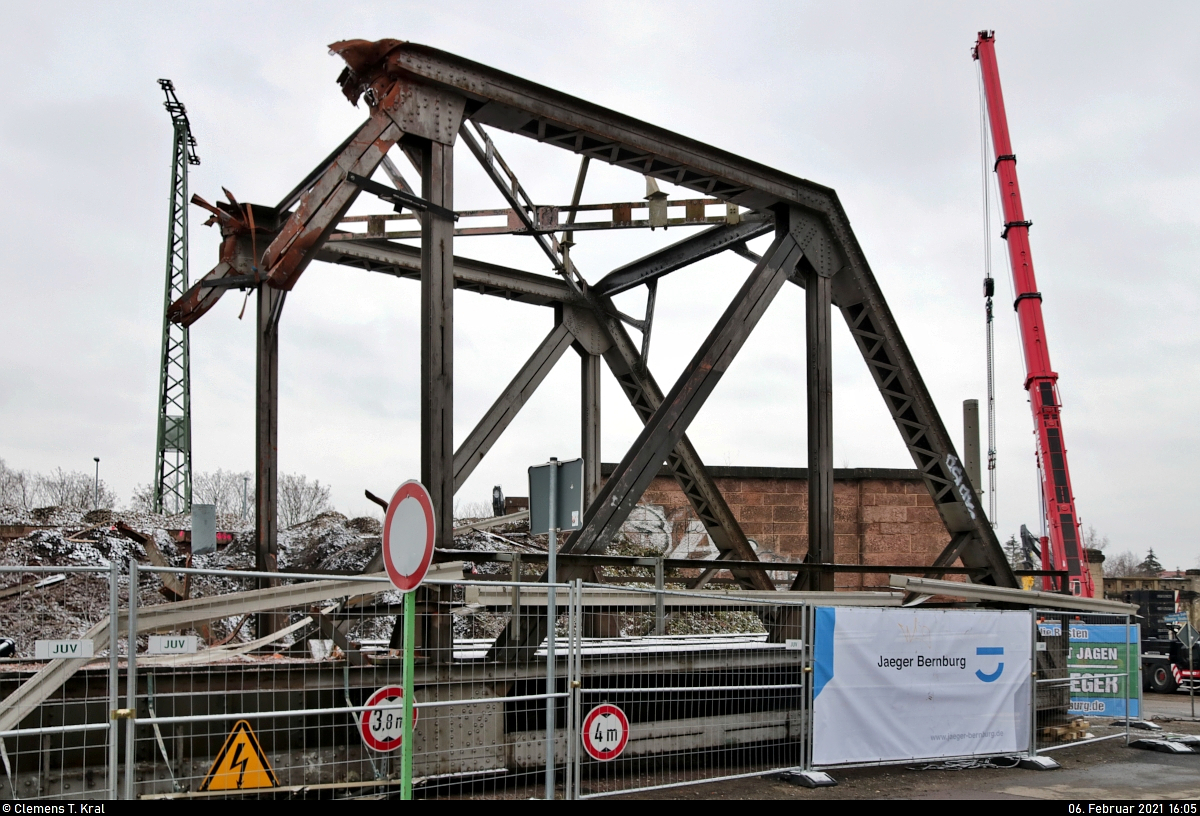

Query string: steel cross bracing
153 79 199 515
167 39 1016 640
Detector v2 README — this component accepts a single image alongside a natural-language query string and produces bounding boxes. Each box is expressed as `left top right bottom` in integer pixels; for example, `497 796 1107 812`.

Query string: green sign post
403 590 415 799
381 481 437 800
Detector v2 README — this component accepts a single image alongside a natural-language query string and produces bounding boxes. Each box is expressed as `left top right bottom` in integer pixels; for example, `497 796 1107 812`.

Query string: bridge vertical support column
256 284 284 633
803 264 835 591
420 139 455 550
581 352 602 509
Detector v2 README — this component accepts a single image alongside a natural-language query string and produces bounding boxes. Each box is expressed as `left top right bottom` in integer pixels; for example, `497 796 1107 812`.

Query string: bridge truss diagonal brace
591 301 774 593
564 227 802 564
548 221 780 592
453 322 576 491
827 224 1016 587
455 110 773 594
265 113 400 291
591 219 775 297
265 78 467 293
488 228 800 661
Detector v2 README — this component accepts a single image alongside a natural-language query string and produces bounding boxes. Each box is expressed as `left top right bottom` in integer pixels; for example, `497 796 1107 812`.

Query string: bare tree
0 459 39 510
454 500 493 522
278 473 332 529
1103 550 1141 578
36 467 114 510
1082 525 1110 551
128 483 155 513
193 469 252 518
2 460 117 511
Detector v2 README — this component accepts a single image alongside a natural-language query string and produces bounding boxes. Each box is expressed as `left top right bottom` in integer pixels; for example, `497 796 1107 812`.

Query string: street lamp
93 457 100 509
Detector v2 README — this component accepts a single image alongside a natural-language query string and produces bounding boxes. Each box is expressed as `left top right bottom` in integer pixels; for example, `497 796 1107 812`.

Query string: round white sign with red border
581 703 629 761
382 480 436 592
359 685 418 752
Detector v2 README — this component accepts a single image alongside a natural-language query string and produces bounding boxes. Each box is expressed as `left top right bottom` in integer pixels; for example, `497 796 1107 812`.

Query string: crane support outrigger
974 31 1094 597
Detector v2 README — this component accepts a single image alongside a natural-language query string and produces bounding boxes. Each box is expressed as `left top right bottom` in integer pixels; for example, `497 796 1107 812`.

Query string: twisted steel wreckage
170 38 1017 645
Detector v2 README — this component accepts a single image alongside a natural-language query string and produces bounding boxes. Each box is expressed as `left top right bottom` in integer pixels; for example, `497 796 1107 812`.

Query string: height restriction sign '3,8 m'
360 686 418 752
382 480 436 592
582 703 629 761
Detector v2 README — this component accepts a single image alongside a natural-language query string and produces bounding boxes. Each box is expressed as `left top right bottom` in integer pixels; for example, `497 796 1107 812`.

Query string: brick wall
606 465 951 590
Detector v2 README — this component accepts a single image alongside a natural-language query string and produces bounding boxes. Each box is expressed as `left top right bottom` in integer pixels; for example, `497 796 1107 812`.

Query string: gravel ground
600 719 1200 800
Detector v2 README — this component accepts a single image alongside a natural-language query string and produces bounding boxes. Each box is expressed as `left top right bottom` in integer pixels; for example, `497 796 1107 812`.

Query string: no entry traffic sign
360 686 418 752
581 703 629 761
382 480 436 592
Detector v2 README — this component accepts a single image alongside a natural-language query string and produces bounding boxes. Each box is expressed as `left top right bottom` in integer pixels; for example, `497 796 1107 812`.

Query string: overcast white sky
1 2 1197 569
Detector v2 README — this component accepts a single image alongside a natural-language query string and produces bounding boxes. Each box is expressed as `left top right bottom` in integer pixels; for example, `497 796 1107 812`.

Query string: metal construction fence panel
808 607 1035 770
0 562 1136 800
124 568 571 799
0 563 120 800
1031 609 1134 755
565 583 810 799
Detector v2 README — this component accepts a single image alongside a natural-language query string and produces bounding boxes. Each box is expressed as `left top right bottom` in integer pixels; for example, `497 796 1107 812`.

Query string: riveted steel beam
333 43 1016 588
562 228 801 561
592 219 774 297
315 238 573 305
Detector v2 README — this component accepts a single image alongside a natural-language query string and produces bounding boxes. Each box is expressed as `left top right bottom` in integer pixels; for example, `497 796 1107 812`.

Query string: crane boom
973 31 1093 597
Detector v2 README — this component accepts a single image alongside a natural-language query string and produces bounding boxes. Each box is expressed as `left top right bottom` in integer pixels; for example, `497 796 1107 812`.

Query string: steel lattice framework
153 79 199 515
168 39 1018 637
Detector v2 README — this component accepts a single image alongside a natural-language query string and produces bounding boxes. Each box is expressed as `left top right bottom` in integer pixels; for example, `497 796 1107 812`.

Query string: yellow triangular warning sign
200 719 279 791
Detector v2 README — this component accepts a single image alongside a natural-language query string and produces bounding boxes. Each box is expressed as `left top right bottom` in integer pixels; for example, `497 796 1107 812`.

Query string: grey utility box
528 458 584 534
191 503 217 555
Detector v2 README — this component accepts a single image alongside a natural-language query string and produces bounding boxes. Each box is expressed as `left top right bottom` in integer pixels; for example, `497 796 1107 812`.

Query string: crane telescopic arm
973 31 1093 597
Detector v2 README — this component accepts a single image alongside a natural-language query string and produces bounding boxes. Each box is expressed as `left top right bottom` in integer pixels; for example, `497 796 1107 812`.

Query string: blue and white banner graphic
1063 622 1139 718
812 607 1032 765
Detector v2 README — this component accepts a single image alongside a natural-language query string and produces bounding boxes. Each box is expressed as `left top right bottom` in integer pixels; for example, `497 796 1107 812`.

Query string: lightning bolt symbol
229 742 250 788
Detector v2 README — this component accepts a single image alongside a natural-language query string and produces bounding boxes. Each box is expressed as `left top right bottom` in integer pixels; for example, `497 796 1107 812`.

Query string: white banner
812 607 1031 765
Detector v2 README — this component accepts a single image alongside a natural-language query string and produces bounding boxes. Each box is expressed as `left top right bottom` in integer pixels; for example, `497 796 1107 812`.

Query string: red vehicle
973 31 1094 597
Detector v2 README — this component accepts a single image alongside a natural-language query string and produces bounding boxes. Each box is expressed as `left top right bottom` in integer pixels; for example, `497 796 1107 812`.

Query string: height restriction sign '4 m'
581 704 629 761
382 480 436 592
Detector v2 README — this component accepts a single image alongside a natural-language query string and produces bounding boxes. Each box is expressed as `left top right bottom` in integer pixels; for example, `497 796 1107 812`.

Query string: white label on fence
147 635 199 655
1036 641 1047 652
785 639 804 651
35 639 94 659
811 607 1031 765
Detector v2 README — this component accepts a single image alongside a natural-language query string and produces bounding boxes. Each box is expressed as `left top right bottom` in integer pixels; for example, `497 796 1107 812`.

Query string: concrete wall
604 465 951 590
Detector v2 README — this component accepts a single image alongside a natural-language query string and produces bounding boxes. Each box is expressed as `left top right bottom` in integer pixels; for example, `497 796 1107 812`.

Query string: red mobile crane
973 31 1094 597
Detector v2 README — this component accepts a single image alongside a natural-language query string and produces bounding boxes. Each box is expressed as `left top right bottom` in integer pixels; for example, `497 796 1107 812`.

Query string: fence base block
1018 755 1061 770
776 770 837 788
1130 739 1195 754
1111 719 1162 731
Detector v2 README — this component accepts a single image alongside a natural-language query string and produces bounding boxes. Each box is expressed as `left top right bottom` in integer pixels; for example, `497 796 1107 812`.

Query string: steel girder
328 40 1012 590
591 219 774 297
489 226 802 657
170 40 1014 616
316 238 572 305
451 117 776 597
